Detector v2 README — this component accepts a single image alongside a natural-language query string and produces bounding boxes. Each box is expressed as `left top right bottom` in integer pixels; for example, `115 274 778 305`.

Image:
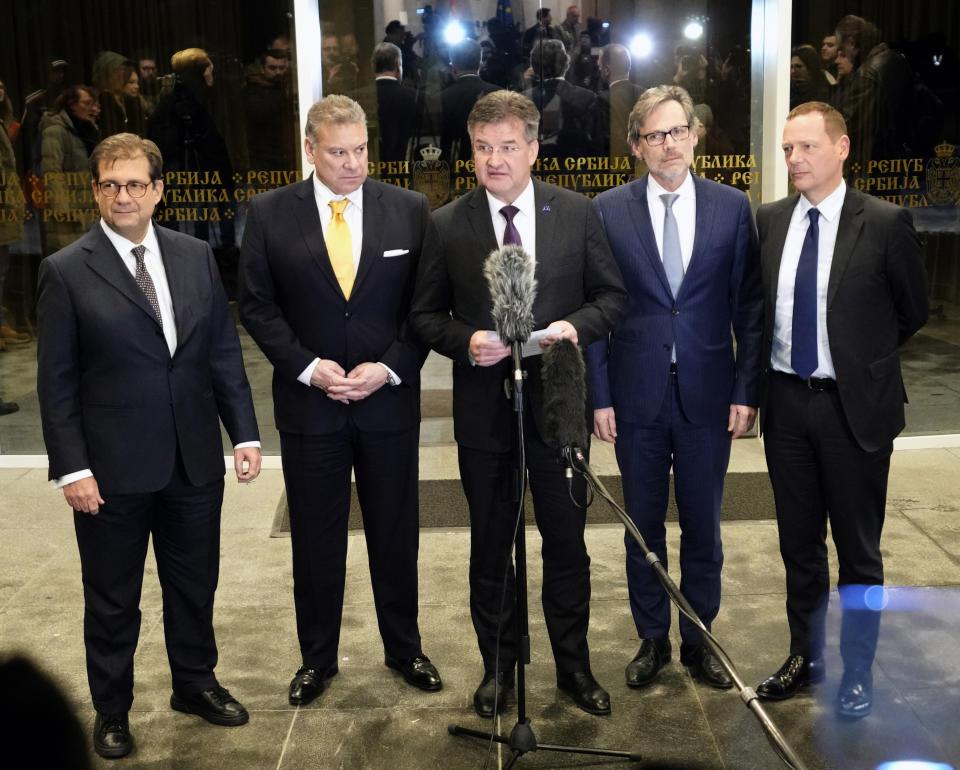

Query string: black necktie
791 208 820 379
131 245 163 327
500 205 522 246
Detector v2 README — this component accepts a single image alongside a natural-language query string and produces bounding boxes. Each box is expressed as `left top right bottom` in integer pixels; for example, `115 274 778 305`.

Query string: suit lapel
82 225 161 327
763 196 797 314
465 187 498 252
293 175 344 298
828 188 865 306
533 180 557 268
686 175 717 295
155 227 195 347
353 179 383 294
629 175 673 297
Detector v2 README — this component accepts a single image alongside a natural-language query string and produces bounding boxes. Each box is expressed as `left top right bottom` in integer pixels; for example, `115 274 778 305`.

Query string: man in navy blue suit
586 85 762 691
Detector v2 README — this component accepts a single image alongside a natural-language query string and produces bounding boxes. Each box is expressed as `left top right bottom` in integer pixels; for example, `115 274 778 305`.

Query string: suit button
344 311 351 319
168 364 174 372
672 309 679 316
663 344 670 350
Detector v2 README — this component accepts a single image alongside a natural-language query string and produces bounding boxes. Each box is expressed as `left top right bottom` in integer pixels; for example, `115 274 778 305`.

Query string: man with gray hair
411 90 626 719
586 85 763 691
239 94 442 707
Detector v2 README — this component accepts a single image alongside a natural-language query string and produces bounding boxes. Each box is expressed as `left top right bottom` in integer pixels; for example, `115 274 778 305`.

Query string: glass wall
324 1 756 204
790 1 960 436
1 0 957 454
0 0 299 453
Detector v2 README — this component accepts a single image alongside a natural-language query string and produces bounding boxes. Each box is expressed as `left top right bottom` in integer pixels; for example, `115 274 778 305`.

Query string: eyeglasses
96 181 154 198
473 143 526 157
641 125 691 146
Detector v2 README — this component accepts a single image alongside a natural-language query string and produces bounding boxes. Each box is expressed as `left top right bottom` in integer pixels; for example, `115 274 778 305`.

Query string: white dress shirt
56 220 258 489
771 181 846 379
646 171 696 273
486 178 537 257
297 176 399 387
101 219 178 356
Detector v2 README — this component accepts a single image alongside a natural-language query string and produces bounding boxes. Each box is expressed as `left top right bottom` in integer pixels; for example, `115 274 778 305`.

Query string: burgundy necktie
500 205 522 246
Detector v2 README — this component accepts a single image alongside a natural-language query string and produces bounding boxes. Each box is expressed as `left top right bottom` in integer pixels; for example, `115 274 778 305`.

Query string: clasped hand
310 359 389 402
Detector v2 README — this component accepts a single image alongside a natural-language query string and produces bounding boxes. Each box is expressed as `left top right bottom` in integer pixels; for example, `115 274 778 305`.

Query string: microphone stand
567 447 809 770
448 344 641 767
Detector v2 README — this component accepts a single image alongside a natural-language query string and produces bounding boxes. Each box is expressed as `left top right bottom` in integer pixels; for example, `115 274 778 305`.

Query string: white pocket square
383 248 410 257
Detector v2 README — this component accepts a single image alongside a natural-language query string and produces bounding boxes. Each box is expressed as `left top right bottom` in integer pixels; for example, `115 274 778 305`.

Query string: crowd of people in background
0 7 952 357
791 14 946 169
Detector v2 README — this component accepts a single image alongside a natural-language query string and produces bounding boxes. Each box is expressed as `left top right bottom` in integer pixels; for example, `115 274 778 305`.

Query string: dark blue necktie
500 205 522 246
791 208 820 380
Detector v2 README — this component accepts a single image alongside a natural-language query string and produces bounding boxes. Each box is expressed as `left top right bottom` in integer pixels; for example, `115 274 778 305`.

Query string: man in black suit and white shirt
411 90 625 718
239 95 441 708
753 102 928 718
37 133 261 759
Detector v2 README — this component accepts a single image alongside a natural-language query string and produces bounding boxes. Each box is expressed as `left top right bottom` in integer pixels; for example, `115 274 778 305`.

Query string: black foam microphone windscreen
541 338 588 449
483 245 537 344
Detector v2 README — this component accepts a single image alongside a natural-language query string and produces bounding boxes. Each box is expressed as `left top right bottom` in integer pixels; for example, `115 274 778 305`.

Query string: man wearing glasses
586 85 762 691
37 133 261 758
411 90 625 718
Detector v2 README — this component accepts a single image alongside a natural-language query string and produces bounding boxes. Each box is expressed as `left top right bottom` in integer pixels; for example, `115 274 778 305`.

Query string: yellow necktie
326 199 354 298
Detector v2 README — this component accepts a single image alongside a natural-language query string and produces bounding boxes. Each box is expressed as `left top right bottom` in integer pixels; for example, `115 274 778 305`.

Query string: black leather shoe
756 654 824 700
385 654 442 691
0 399 18 416
683 645 733 689
288 664 339 706
473 669 515 718
170 685 249 726
93 712 132 759
626 637 672 688
836 668 872 719
557 671 611 716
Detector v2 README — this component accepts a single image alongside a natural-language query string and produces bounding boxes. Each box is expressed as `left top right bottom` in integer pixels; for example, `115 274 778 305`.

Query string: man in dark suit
36 133 261 759
238 95 441 707
371 42 421 162
597 44 643 159
754 102 928 718
525 39 599 158
410 90 626 718
440 39 497 165
586 85 762 692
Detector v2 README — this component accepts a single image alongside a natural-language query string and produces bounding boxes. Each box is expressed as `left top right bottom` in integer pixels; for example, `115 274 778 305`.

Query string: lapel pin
542 204 551 212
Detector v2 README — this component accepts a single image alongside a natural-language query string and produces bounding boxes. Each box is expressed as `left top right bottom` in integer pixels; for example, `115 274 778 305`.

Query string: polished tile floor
2 443 960 769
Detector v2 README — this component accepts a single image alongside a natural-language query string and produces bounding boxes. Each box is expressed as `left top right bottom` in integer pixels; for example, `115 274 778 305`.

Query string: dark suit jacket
757 186 929 452
440 74 497 164
37 224 259 494
586 173 763 427
525 78 599 157
238 176 430 435
410 180 626 453
377 78 421 162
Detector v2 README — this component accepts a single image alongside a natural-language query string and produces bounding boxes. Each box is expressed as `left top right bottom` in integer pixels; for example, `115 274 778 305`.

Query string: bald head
600 44 631 82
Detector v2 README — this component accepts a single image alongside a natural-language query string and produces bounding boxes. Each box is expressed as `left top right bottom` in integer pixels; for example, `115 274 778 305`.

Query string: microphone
541 338 590 487
484 245 537 395
541 338 588 451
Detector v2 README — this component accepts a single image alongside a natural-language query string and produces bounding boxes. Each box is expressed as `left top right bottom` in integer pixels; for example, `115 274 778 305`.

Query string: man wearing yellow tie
239 95 441 705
